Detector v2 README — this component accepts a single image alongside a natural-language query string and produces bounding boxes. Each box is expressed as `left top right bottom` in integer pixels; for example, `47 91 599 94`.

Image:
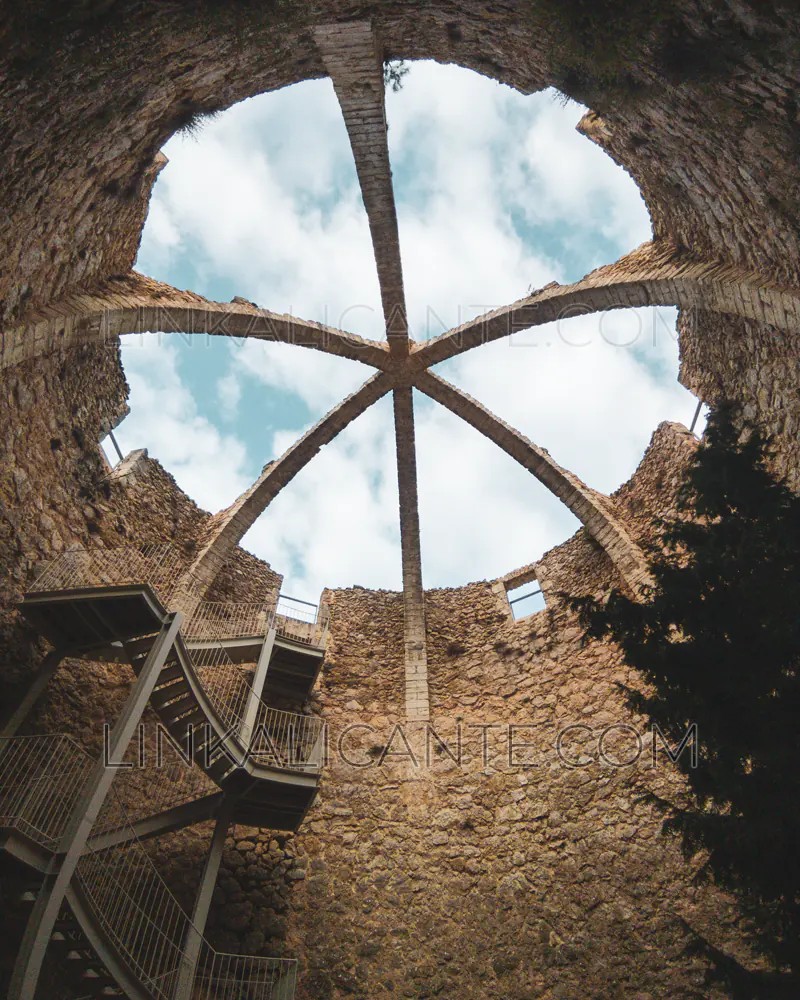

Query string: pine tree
573 403 800 999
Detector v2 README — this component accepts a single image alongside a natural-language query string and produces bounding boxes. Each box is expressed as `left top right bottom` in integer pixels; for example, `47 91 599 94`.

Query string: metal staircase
1 545 330 999
0 735 297 999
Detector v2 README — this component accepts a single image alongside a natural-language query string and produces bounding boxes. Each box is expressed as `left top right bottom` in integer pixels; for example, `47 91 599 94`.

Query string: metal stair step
156 692 196 721
203 753 238 784
157 662 184 685
149 679 190 710
131 649 178 674
79 968 116 987
53 919 83 934
166 706 206 735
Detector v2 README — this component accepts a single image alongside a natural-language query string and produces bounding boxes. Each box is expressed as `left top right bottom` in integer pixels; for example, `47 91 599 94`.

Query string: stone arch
415 372 652 593
0 274 390 374
5 5 800 330
411 240 800 371
182 372 393 594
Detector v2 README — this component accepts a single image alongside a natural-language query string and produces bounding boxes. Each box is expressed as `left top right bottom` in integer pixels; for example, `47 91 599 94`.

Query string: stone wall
3 2 800 996
0 345 774 998
0 344 127 691
182 421 754 999
678 309 800 489
0 344 280 722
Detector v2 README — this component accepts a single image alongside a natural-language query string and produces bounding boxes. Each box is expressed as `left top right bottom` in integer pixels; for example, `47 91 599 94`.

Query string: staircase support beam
239 626 277 749
7 612 183 1000
175 798 235 1000
1 649 64 738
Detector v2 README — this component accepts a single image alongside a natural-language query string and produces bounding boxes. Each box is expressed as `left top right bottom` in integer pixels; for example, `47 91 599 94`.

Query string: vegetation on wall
1 0 308 78
531 0 786 109
383 59 409 93
572 404 800 998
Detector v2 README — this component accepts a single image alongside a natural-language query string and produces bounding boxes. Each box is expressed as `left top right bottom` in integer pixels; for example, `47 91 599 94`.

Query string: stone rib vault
6 21 800 721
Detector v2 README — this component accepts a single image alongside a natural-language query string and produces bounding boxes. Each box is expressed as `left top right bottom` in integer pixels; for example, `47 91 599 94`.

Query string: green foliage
384 60 409 94
171 105 223 140
572 403 800 997
530 1 784 111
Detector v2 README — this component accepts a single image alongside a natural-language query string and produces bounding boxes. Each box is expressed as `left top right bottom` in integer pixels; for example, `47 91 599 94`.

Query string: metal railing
189 642 252 736
102 741 219 834
28 543 185 608
186 643 324 774
275 597 330 649
0 735 297 999
182 601 271 641
195 952 297 1000
250 702 325 772
27 546 331 649
275 595 319 624
0 735 93 847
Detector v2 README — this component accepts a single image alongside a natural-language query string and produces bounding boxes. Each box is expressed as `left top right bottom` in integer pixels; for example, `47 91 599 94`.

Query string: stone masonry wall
185 422 756 999
3 3 800 995
678 309 800 490
0 344 128 693
0 345 280 727
0 334 774 999
3 2 799 526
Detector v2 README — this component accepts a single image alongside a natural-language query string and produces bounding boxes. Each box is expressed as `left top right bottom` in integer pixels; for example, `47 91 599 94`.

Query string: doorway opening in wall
109 61 704 603
506 582 546 619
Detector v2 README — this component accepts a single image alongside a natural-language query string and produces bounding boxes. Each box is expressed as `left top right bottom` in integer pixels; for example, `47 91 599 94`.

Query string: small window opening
506 582 546 620
100 429 125 470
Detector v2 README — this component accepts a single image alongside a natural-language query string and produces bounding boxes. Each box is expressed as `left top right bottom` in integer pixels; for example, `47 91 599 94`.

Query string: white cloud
127 62 698 601
139 80 384 340
216 371 242 422
510 96 652 252
116 335 250 512
414 393 580 586
438 306 697 498
231 340 370 414
241 396 400 599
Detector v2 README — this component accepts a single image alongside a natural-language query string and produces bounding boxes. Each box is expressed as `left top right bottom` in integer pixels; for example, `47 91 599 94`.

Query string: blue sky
109 62 702 602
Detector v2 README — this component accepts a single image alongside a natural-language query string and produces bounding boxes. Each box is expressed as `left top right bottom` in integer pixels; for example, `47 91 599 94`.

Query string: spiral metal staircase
1 544 329 999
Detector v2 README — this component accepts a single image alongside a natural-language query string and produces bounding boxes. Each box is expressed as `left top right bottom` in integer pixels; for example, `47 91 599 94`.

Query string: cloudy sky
111 62 702 603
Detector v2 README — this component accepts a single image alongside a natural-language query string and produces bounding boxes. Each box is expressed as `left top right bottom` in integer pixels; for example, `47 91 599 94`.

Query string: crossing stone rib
316 21 431 720
416 371 653 595
410 239 800 371
17 150 795 716
0 271 391 373
392 386 430 722
314 21 410 357
183 373 393 594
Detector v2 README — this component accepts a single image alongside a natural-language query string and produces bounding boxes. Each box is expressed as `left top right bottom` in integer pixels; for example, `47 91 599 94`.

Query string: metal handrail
26 546 331 649
182 601 272 641
0 735 298 999
182 642 324 774
28 543 185 607
0 735 94 846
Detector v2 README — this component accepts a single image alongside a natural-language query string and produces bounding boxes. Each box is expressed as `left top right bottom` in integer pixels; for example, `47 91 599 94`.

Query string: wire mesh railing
185 643 324 775
275 595 318 624
0 735 94 847
27 545 330 649
195 951 297 1000
28 543 185 608
189 643 252 737
0 735 298 999
100 740 219 835
275 596 330 648
182 601 272 641
250 703 325 772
